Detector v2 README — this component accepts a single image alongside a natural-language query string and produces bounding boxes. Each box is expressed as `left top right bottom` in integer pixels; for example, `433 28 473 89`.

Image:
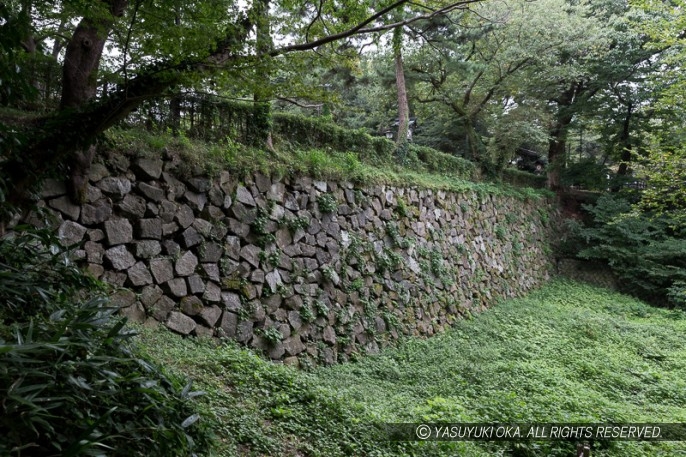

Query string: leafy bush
560 158 609 191
502 167 547 189
273 113 478 180
273 112 394 165
407 143 477 180
0 228 212 456
570 195 686 307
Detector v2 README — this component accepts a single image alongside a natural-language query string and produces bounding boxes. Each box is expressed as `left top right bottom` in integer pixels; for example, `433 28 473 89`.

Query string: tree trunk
547 116 571 191
253 0 274 149
61 0 128 202
617 102 633 176
170 96 181 136
547 85 579 191
393 26 410 151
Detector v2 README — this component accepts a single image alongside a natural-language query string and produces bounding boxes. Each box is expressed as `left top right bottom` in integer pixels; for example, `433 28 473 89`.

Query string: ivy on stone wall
30 150 555 367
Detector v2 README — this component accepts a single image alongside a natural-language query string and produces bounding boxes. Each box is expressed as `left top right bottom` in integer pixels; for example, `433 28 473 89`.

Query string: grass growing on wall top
104 127 551 200
135 280 686 457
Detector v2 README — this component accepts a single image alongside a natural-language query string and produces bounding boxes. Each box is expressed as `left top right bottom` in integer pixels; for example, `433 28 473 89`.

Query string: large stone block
200 241 223 263
218 311 238 338
240 244 261 268
140 284 164 308
175 251 198 276
58 220 87 246
235 185 256 206
187 274 205 295
166 277 188 297
133 158 164 180
151 295 175 321
199 305 222 328
80 199 113 225
134 240 162 259
104 245 136 270
180 295 204 316
221 291 242 312
104 219 133 245
137 218 163 239
283 336 305 356
180 227 203 248
127 261 153 286
150 258 174 284
49 196 80 220
97 177 131 199
203 281 221 302
166 311 196 335
138 182 166 202
175 204 195 229
117 194 147 218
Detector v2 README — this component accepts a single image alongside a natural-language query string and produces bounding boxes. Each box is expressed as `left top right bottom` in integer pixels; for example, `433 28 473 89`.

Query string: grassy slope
136 280 686 457
104 128 550 201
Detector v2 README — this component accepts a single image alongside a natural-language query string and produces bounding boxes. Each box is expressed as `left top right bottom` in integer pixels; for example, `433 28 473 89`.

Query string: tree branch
271 0 482 56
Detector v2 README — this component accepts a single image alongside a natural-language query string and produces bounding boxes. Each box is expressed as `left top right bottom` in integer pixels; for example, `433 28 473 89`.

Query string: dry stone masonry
39 153 555 367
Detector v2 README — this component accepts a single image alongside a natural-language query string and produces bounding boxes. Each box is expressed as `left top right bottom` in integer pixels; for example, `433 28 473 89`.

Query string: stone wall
37 153 555 367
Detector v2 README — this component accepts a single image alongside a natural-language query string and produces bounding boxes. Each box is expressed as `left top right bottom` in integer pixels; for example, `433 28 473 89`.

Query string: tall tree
0 0 481 223
62 0 129 202
393 22 410 149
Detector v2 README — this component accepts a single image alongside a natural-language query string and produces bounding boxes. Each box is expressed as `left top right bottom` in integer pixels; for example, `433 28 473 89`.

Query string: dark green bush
273 113 394 164
560 158 609 191
407 143 477 180
571 195 686 307
0 228 212 456
501 167 547 189
273 113 478 180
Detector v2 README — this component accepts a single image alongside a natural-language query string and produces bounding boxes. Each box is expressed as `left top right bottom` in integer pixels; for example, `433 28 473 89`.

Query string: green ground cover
136 280 686 456
103 127 549 201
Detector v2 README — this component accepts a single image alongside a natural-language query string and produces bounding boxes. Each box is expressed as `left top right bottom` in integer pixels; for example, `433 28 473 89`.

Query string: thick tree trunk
395 51 410 145
393 27 410 150
61 0 128 202
547 116 572 191
547 85 579 191
170 96 181 136
253 0 274 149
617 102 633 176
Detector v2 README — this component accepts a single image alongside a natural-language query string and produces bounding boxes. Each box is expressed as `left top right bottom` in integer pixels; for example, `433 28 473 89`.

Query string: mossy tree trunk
393 25 410 154
61 0 128 203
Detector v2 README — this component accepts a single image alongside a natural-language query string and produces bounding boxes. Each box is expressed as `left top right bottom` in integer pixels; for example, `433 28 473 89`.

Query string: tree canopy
0 0 685 221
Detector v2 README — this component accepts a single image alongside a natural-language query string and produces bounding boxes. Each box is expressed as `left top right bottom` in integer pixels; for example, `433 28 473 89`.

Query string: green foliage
299 302 316 323
273 113 395 165
0 226 103 324
282 215 309 233
314 300 329 317
501 167 547 189
314 280 686 457
0 228 211 456
135 281 686 456
103 126 550 203
560 158 609 191
316 193 338 213
406 144 477 180
633 138 686 224
571 194 686 307
258 327 283 346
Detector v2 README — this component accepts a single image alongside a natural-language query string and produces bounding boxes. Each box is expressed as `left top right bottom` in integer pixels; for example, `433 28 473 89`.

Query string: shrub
571 195 686 307
501 167 547 189
0 228 212 456
272 113 395 165
407 144 477 180
560 158 610 191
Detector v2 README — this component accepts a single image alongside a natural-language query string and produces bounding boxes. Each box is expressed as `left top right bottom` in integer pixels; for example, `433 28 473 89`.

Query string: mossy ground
104 127 551 201
136 280 686 457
